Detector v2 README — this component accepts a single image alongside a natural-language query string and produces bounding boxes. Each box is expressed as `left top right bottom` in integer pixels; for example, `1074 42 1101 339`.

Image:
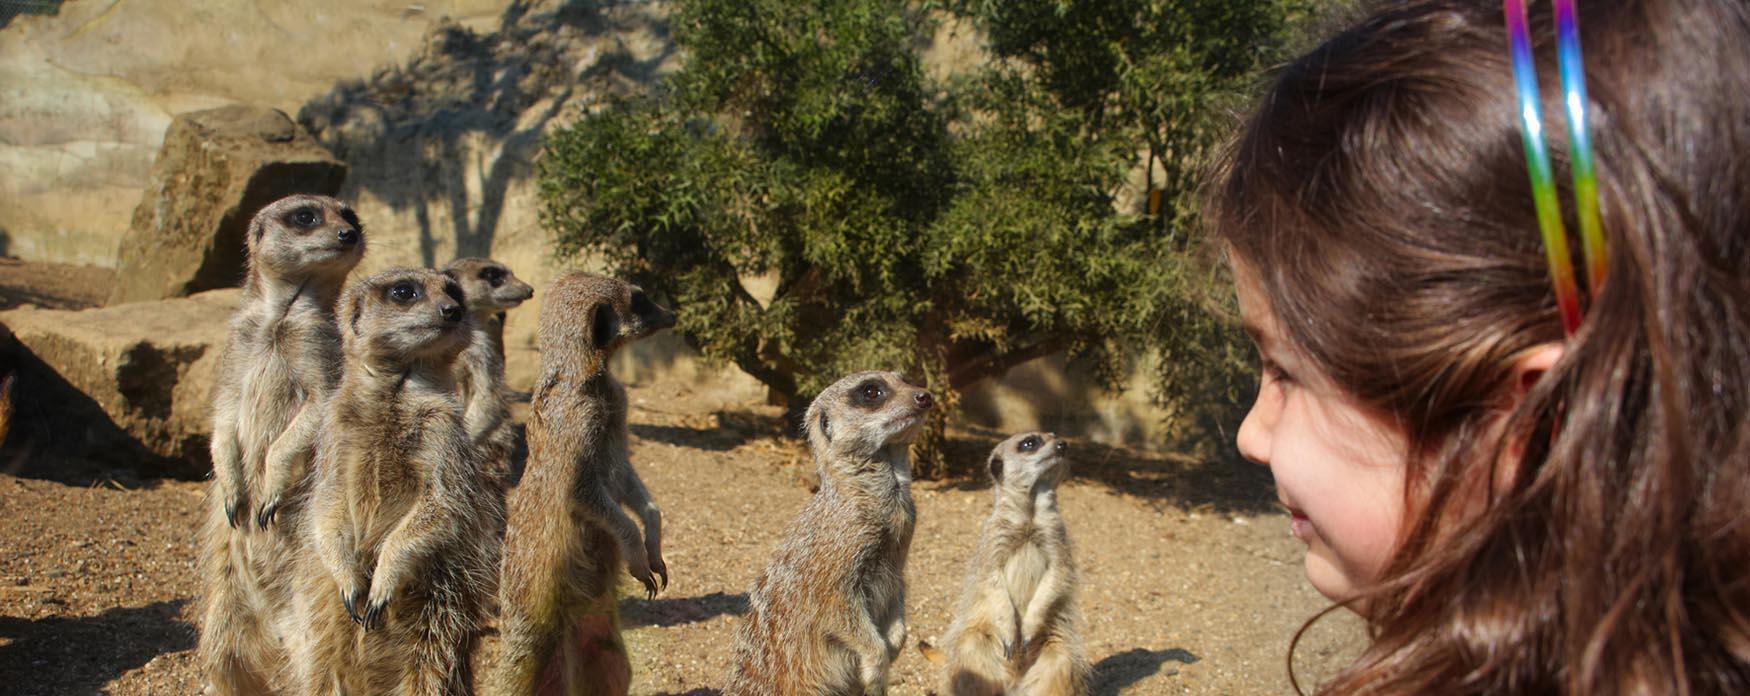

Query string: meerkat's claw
255 499 281 529
363 596 391 631
341 586 366 624
224 495 248 529
639 575 659 600
651 557 670 591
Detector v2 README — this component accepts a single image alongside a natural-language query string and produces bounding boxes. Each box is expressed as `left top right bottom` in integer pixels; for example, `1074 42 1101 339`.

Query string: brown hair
1208 0 1750 693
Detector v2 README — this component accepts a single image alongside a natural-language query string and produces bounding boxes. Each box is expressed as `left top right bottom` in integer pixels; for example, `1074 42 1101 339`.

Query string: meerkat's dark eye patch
988 454 1004 481
443 281 465 305
850 378 889 409
338 208 361 230
387 281 421 305
1019 435 1042 452
285 207 321 229
630 290 656 317
481 266 505 287
591 303 618 349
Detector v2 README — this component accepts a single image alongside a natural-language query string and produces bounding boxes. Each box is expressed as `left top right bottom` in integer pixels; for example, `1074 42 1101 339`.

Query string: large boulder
105 106 346 306
0 289 238 478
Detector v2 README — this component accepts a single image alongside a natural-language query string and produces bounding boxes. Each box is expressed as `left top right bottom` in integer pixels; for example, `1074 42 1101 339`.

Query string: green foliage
539 0 1295 473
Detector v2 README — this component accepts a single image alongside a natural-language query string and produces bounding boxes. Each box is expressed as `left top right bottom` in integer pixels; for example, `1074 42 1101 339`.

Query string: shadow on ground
621 591 748 630
1092 647 1200 695
0 599 194 696
629 408 789 453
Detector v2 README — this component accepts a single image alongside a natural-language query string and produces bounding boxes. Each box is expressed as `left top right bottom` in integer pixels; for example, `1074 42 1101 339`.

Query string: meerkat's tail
916 639 946 665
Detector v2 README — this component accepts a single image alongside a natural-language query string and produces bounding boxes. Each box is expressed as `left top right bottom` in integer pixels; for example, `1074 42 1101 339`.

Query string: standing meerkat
197 194 364 695
941 432 1091 696
441 256 535 482
495 271 674 696
292 267 503 696
726 370 935 696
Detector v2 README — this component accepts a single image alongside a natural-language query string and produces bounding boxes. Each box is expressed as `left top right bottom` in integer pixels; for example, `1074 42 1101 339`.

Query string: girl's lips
1289 510 1312 540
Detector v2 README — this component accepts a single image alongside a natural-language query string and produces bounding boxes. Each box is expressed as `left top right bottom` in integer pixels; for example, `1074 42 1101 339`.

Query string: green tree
538 0 1291 475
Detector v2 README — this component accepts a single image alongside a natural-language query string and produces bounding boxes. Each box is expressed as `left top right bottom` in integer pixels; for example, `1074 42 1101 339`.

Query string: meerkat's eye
388 281 421 304
850 379 888 409
289 208 320 228
630 290 656 316
1019 435 1042 452
481 267 505 287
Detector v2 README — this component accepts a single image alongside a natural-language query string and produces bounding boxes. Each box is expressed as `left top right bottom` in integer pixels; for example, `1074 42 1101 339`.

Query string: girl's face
1232 261 1410 603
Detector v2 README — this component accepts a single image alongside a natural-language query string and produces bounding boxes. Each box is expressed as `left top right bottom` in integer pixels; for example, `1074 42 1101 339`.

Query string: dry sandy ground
0 259 1366 694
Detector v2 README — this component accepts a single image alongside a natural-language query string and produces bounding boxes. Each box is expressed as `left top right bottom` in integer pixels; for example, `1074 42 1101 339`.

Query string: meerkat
494 271 675 696
290 267 503 696
941 432 1090 696
441 256 535 483
726 370 936 696
197 194 365 695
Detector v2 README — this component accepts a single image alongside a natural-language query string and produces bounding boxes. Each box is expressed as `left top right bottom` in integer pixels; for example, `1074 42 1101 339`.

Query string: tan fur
495 271 675 696
0 370 13 450
726 371 935 696
942 432 1090 696
441 257 535 486
291 267 503 696
197 194 365 694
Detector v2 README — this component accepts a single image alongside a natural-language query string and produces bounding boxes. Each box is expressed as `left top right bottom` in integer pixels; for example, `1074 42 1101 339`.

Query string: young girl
1209 0 1750 692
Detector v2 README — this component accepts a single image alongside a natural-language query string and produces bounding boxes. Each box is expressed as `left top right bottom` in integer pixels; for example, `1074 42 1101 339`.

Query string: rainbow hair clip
1505 0 1607 336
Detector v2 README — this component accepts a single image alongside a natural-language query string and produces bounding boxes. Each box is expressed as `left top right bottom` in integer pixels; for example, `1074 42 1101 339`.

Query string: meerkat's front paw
626 551 661 599
224 493 249 529
340 583 367 625
361 585 393 631
649 552 670 592
633 568 659 600
254 496 283 529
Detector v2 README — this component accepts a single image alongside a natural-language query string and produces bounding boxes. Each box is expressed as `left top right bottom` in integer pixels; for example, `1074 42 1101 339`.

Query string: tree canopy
538 0 1298 475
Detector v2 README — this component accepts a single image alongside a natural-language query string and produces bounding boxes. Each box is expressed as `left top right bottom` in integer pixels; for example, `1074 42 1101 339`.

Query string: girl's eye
1262 359 1296 388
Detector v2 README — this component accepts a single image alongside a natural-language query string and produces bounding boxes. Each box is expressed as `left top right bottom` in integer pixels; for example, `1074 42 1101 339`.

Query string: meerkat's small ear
818 410 832 444
441 268 458 281
591 302 618 349
248 212 266 243
346 291 365 336
988 453 1004 482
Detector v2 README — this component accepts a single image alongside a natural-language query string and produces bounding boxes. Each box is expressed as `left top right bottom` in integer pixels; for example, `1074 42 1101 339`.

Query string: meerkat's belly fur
944 433 1090 695
295 376 501 696
729 481 916 696
198 303 342 693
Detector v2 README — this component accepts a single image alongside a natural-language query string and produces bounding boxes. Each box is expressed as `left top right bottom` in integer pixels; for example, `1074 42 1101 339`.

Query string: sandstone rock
105 106 346 306
0 290 239 478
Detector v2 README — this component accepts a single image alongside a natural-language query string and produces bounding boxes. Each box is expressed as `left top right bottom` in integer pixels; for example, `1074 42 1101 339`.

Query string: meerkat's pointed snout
913 390 934 410
336 226 360 246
